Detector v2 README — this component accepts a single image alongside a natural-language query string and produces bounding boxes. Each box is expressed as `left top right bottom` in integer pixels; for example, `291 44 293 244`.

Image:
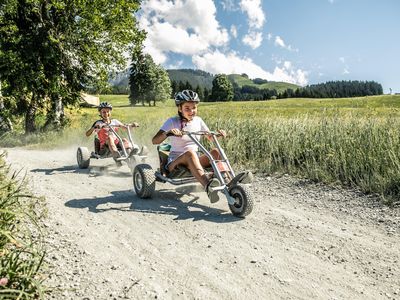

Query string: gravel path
3 147 400 300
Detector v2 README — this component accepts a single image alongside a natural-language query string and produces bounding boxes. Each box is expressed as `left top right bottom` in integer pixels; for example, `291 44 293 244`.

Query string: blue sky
138 0 400 93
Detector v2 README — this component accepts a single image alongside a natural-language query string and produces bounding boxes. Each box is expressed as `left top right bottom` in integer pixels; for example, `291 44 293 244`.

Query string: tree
194 85 204 101
0 0 144 133
0 85 13 132
151 64 172 106
129 53 171 106
210 74 233 101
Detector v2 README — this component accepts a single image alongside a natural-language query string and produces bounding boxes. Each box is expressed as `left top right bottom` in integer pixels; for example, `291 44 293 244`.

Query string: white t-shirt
160 116 209 153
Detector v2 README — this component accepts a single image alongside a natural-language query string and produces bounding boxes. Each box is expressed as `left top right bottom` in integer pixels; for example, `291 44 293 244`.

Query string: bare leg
122 138 132 154
199 148 221 168
168 150 209 186
106 136 118 154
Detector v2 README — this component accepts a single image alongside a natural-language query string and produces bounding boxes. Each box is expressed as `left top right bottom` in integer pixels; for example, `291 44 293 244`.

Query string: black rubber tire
133 164 156 199
228 184 254 218
77 147 90 169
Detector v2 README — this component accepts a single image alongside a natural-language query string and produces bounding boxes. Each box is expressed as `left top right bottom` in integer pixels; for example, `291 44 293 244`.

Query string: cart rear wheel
228 184 253 217
133 164 156 198
77 147 90 169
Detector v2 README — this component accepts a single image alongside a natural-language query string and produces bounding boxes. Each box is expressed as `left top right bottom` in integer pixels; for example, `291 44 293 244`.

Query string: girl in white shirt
152 90 225 203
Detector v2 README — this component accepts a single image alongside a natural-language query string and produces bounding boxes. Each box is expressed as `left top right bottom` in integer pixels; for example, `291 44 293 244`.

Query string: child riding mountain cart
132 90 254 218
77 102 148 171
132 130 254 217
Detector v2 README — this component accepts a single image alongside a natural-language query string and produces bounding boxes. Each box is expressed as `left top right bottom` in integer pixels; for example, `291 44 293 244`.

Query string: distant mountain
167 69 214 89
228 74 299 93
108 68 299 94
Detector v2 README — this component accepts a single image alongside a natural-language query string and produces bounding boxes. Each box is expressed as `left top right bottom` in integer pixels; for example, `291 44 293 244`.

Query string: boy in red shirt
86 102 139 164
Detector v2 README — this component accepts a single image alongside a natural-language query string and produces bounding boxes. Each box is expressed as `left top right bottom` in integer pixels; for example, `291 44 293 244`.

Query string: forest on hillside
109 69 383 101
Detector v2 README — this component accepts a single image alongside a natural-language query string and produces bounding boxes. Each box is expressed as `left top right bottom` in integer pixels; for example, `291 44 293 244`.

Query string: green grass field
2 94 400 203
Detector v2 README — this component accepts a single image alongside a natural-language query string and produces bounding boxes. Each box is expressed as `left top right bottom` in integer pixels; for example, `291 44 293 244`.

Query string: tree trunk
44 94 64 129
0 98 13 132
25 103 37 133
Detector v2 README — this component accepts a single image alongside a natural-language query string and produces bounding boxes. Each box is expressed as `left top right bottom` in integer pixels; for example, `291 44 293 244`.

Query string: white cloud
166 60 184 69
138 0 307 86
239 0 265 49
267 33 272 41
274 35 298 52
339 57 350 74
192 51 308 86
242 31 263 49
230 25 238 39
274 36 286 48
139 0 229 64
272 62 308 86
221 0 237 11
240 0 265 29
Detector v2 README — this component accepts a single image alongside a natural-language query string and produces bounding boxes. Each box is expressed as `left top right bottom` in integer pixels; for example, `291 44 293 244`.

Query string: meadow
2 94 400 202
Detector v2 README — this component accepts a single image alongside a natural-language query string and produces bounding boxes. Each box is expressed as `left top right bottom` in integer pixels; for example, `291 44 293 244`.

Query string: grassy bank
0 152 46 298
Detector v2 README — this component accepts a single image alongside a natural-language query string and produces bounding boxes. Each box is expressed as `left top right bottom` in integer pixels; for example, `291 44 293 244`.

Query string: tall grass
2 95 400 202
0 152 46 298
203 115 400 202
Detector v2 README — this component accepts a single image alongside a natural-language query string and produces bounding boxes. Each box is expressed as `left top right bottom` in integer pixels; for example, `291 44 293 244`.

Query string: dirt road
3 147 400 300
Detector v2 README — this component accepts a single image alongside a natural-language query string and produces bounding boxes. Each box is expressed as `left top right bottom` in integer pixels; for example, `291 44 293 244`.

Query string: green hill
109 68 300 94
167 69 299 92
167 69 214 89
228 74 299 92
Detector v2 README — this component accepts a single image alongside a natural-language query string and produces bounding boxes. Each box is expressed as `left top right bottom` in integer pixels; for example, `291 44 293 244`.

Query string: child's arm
206 129 226 141
126 122 139 128
85 126 95 137
86 121 100 137
152 128 182 144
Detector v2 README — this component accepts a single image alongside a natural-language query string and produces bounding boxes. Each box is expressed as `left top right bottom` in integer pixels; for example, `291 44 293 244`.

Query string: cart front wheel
133 164 156 199
77 147 90 169
228 184 254 217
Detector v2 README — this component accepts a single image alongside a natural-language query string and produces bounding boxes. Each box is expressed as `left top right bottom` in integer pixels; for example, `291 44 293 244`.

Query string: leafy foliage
211 74 234 101
129 53 171 106
292 80 383 98
0 0 144 132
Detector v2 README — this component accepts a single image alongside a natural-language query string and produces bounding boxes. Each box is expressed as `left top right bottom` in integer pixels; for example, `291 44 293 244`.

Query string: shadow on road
31 165 131 178
65 188 241 223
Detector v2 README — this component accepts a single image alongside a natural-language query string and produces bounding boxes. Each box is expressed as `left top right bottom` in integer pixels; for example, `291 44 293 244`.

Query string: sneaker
112 151 122 164
206 178 220 203
130 145 140 155
138 145 149 156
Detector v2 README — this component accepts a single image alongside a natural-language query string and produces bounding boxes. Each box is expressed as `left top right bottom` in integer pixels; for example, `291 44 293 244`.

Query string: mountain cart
132 130 254 217
77 123 148 171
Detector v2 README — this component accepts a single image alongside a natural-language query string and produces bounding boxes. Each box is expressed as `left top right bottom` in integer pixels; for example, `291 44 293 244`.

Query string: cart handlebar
95 123 139 130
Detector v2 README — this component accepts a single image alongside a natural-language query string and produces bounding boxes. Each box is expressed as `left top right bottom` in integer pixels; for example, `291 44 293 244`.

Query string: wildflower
0 277 8 286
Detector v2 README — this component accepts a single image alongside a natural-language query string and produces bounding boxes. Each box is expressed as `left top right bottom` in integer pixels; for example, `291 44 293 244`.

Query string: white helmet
174 90 200 106
98 102 112 111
